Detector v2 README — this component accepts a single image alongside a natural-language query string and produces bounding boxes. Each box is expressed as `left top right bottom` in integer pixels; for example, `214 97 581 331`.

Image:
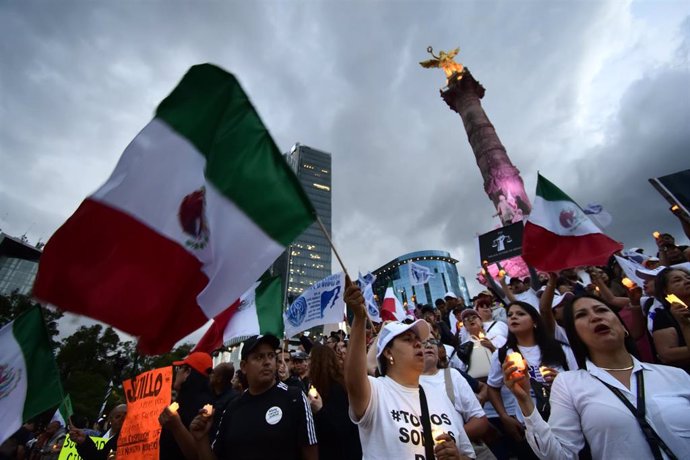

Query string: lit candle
671 205 679 212
506 352 526 380
202 404 214 416
431 427 446 445
478 331 486 339
539 366 551 377
621 278 635 289
168 402 179 413
653 231 660 239
499 269 506 277
666 294 688 308
308 386 319 398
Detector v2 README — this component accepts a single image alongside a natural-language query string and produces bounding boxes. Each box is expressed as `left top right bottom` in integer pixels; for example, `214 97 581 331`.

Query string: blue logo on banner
286 297 308 327
320 287 341 318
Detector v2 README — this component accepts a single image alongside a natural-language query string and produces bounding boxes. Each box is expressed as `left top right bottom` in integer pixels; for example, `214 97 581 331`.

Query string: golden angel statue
420 46 464 84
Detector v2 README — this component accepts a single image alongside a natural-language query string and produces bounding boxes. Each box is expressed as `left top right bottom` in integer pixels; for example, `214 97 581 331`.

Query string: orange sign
116 366 172 460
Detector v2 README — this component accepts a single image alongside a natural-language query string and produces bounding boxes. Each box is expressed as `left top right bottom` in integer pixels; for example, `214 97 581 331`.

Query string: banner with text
284 272 346 337
59 435 106 460
116 366 172 460
478 222 524 264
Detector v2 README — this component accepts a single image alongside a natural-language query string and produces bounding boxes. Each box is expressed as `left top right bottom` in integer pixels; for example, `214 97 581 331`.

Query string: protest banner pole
316 216 349 278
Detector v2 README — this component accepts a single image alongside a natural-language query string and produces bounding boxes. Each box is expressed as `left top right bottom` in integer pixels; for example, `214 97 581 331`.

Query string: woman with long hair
502 294 690 459
485 302 577 460
344 279 474 459
652 267 690 372
308 344 361 460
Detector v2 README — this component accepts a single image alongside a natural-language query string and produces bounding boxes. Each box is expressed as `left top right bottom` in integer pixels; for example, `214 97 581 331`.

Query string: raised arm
343 277 371 420
482 261 507 300
527 264 541 292
539 273 558 338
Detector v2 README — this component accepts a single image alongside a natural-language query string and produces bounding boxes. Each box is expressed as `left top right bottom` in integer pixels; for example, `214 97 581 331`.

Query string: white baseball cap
635 266 663 281
444 291 458 299
376 319 430 359
551 291 574 309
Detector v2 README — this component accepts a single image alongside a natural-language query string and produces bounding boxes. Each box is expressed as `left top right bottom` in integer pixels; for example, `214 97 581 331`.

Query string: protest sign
58 435 106 460
116 366 172 460
284 272 346 337
478 222 524 264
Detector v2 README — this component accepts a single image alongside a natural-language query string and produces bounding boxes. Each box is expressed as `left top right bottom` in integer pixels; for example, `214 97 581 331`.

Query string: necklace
599 364 634 371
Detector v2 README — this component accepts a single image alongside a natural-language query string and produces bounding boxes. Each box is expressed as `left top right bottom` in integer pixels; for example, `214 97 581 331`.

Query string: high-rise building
273 143 332 305
0 232 42 295
371 250 470 307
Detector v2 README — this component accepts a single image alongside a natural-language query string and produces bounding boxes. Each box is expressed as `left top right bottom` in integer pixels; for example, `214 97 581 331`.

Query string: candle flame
168 402 179 413
202 404 214 416
621 278 635 289
666 294 688 308
308 386 319 398
431 428 446 445
653 231 660 239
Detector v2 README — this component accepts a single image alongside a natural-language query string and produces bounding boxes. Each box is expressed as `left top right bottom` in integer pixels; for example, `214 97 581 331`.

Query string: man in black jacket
70 404 126 460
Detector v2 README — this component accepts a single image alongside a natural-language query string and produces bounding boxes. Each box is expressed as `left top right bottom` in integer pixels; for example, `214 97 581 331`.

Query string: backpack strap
486 321 497 333
443 368 455 405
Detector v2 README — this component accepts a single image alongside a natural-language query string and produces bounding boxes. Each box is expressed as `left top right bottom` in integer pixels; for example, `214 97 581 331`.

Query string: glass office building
273 143 332 305
0 233 42 295
371 250 470 307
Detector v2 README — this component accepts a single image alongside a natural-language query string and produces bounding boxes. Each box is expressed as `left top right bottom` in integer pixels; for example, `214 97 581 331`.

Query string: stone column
441 69 531 223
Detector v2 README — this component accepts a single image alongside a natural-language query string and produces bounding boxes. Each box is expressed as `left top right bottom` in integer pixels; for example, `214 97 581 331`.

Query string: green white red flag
0 308 64 445
192 274 283 353
33 64 315 354
522 174 623 271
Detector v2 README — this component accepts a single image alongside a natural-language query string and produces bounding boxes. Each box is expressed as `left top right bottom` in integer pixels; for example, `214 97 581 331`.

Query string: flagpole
316 216 349 278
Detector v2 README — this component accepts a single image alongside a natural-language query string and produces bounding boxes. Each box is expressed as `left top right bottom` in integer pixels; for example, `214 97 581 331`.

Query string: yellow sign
58 435 106 460
117 366 173 460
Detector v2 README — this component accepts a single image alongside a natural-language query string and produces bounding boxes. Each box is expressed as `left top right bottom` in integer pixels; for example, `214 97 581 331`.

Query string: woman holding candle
308 344 362 460
652 267 690 373
502 294 690 459
344 278 475 459
485 302 577 460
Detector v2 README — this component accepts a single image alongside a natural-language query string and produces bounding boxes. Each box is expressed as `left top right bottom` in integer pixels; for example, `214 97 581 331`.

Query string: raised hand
344 275 366 320
189 409 213 442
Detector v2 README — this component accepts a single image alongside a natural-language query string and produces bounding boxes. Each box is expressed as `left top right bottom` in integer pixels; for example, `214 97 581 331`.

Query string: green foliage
0 292 63 349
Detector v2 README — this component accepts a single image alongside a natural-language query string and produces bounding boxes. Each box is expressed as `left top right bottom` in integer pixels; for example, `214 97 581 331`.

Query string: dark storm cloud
2 0 689 311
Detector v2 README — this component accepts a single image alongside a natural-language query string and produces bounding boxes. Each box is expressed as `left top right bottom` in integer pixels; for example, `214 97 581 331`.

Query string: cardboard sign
116 366 172 460
478 222 524 264
58 435 107 460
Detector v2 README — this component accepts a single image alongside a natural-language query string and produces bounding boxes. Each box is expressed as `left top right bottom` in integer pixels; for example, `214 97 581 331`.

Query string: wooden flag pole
316 216 349 279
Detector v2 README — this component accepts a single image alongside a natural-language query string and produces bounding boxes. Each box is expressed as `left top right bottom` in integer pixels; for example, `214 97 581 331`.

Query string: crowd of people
2 232 690 459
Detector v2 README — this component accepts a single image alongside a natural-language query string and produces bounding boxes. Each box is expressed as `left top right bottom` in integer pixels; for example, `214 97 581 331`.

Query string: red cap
173 352 212 375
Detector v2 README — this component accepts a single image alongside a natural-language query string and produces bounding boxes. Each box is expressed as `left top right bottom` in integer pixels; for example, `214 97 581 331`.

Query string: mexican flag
381 284 406 322
51 394 74 426
0 308 64 445
522 174 623 271
192 274 283 353
33 64 315 354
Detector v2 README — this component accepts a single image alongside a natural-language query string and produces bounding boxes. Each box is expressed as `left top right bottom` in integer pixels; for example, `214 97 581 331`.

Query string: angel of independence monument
421 47 531 277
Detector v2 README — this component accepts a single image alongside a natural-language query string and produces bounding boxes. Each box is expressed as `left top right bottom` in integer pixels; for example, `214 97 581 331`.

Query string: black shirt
213 382 317 460
312 382 361 460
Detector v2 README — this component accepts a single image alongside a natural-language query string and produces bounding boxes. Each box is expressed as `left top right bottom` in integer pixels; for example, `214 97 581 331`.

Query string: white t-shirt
486 344 578 422
523 358 690 459
420 368 486 423
483 320 508 349
350 376 476 459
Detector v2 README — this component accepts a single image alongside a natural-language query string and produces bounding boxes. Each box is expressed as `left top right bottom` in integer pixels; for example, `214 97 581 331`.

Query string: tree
0 292 63 349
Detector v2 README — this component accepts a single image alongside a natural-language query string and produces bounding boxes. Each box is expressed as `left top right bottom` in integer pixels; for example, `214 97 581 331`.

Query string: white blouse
522 358 690 460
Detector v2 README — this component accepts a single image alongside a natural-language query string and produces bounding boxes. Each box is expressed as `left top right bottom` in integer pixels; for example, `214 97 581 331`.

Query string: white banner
284 272 346 337
408 261 433 286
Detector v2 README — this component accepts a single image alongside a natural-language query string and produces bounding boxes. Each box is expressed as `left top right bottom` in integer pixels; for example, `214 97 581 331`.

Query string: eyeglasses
423 339 440 346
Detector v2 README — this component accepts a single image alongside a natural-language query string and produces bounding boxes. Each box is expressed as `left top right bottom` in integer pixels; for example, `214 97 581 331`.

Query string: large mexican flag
0 308 64 445
522 174 623 271
33 64 316 354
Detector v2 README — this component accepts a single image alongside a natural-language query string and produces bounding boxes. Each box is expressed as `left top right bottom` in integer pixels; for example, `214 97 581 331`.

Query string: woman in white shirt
344 279 475 460
502 294 690 460
486 301 577 460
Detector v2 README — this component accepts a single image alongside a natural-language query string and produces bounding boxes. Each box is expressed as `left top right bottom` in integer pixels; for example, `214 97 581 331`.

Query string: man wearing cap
159 352 215 459
190 335 318 460
285 350 311 393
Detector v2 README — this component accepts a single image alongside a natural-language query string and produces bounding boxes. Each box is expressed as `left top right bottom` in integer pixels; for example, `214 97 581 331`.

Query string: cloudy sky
2 1 689 342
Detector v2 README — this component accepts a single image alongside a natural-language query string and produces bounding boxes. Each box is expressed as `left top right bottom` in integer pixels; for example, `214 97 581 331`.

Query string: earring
389 357 395 365
624 330 630 337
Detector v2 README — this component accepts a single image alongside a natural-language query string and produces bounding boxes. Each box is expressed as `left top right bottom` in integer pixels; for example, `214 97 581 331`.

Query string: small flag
33 64 316 354
522 174 623 271
358 272 381 323
408 261 433 286
193 274 283 353
51 395 73 427
381 284 406 322
0 308 64 445
583 203 613 228
284 273 346 338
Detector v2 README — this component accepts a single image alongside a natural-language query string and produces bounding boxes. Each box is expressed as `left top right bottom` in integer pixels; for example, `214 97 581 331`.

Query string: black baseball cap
240 335 280 360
